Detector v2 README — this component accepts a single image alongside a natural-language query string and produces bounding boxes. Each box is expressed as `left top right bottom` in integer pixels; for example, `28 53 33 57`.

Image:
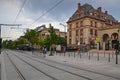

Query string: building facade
36 24 67 40
67 3 120 49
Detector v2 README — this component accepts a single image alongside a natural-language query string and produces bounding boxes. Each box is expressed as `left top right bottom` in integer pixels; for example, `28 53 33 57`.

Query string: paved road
1 50 120 80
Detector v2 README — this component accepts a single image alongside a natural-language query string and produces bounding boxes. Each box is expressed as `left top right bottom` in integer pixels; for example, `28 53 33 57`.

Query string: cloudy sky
0 0 120 40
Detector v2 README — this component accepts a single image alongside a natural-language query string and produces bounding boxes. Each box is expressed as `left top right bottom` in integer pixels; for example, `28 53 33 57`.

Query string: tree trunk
49 46 53 56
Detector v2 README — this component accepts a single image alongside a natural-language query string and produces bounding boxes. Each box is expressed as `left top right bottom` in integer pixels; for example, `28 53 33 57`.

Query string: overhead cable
28 0 64 27
13 0 29 23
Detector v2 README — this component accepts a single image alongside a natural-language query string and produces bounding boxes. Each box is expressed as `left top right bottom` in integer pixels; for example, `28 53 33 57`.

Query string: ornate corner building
67 3 120 48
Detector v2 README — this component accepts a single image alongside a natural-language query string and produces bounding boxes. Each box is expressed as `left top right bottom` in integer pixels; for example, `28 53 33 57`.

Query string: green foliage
48 26 58 45
2 29 39 49
39 35 50 47
39 26 67 48
24 29 39 45
56 36 67 45
2 40 8 48
2 40 15 49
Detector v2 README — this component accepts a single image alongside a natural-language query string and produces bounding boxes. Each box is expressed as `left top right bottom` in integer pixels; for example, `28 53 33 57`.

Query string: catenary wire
28 0 64 27
13 0 29 23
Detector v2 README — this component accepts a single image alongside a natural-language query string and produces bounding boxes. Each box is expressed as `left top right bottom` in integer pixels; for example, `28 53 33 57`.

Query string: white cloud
1 0 120 41
0 0 22 23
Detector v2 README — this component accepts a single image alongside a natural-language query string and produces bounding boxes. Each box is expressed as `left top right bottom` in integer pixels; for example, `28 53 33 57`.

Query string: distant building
67 3 120 49
36 24 67 40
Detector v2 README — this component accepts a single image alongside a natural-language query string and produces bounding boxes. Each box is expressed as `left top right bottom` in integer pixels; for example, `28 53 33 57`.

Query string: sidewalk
46 52 120 79
22 50 120 78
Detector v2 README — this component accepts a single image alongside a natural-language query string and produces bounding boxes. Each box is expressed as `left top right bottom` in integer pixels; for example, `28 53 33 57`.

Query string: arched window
103 34 109 42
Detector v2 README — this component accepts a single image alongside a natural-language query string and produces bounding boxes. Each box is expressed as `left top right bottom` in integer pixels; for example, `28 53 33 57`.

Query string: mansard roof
67 3 116 23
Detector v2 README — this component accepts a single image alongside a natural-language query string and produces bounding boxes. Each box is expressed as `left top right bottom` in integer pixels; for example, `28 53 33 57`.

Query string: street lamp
59 23 67 53
59 23 67 32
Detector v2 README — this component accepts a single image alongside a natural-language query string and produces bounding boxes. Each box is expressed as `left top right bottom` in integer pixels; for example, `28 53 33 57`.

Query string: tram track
9 50 93 80
5 51 26 80
5 51 58 80
11 54 93 80
14 50 120 80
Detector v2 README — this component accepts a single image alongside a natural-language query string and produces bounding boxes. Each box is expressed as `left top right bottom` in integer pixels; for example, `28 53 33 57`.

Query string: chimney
97 7 102 13
105 10 108 15
49 23 51 27
78 3 81 10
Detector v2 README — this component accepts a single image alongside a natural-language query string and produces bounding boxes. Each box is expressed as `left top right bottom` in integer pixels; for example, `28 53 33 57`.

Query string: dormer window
76 14 79 18
105 16 107 19
90 12 93 15
80 11 84 16
94 12 97 16
89 10 93 16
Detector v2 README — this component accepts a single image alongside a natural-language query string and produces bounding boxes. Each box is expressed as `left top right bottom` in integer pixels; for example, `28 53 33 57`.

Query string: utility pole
0 24 21 54
59 23 67 53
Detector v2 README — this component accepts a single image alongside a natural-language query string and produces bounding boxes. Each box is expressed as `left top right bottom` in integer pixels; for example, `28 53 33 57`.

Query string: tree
48 26 58 55
56 36 67 45
24 29 39 47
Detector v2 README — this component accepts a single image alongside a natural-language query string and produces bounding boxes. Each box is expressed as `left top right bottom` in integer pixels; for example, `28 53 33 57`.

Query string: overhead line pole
0 24 21 54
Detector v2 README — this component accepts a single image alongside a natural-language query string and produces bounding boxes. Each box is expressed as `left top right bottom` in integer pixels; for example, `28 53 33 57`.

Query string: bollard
115 49 118 64
79 51 81 58
74 51 75 58
64 52 65 56
108 52 110 62
56 51 57 55
89 52 90 60
92 52 93 56
104 51 105 57
97 51 99 61
69 52 70 57
112 51 114 58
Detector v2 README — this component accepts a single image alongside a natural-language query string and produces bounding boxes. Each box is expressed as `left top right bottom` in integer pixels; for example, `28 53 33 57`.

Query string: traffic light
0 38 2 49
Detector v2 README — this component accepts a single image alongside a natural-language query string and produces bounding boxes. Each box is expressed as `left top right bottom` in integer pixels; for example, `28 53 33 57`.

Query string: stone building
67 3 120 49
34 24 66 50
36 24 66 40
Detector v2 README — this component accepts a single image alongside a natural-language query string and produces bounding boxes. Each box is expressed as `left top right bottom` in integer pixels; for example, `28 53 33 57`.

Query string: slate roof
67 3 116 23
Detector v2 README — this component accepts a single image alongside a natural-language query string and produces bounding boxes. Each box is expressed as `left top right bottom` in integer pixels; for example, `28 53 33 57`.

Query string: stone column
85 26 90 44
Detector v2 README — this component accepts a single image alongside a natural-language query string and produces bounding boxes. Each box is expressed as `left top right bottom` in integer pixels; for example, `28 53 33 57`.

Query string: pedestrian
43 47 47 57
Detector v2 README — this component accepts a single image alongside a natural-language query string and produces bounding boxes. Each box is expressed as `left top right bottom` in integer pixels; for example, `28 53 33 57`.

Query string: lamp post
59 23 67 38
59 23 67 53
59 23 67 32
